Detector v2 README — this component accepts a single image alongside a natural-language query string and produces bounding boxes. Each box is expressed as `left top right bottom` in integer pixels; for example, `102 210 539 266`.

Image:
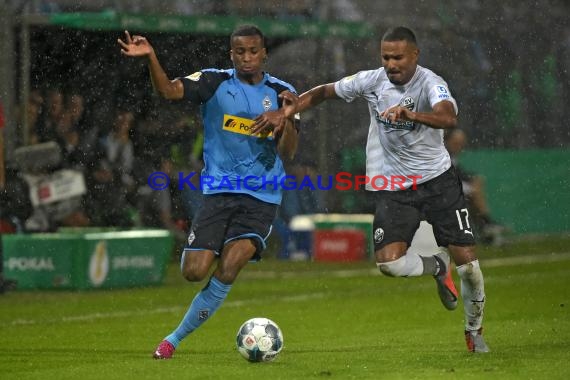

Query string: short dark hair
381 26 417 45
230 24 265 47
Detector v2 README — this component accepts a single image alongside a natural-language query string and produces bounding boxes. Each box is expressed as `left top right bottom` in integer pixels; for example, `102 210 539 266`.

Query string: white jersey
334 65 457 191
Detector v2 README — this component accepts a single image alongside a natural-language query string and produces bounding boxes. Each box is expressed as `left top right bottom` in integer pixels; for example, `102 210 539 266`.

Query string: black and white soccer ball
236 317 283 362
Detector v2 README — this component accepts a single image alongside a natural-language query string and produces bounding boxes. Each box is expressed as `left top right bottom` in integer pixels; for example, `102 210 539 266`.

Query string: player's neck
236 71 264 85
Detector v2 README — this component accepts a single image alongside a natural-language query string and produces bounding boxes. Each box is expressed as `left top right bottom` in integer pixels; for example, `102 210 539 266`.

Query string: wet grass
1 235 569 379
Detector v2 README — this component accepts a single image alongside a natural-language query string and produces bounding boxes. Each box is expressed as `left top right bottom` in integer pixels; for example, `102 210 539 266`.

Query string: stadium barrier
288 214 374 262
288 214 439 261
2 229 173 290
313 229 367 262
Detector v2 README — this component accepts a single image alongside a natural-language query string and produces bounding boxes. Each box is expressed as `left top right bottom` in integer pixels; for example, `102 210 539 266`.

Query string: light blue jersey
180 68 296 205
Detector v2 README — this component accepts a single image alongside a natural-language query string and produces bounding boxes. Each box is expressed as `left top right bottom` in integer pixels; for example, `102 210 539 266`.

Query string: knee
450 245 477 266
457 259 483 283
377 256 407 277
375 244 407 276
181 264 209 282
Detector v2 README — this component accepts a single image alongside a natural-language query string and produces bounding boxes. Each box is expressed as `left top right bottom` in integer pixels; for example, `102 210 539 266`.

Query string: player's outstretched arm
251 84 338 136
296 83 338 113
381 100 457 129
274 83 339 160
117 30 183 100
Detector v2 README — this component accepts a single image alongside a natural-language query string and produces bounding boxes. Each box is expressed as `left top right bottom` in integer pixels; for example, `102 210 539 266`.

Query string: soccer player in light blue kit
118 25 298 359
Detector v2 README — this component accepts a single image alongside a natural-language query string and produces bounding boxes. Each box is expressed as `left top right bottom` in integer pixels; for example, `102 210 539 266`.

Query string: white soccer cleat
465 328 490 353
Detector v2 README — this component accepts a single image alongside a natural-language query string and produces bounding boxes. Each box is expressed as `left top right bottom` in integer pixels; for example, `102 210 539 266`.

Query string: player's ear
230 50 234 63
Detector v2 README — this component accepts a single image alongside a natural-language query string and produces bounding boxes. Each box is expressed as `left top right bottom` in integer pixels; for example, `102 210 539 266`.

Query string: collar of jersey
230 69 269 87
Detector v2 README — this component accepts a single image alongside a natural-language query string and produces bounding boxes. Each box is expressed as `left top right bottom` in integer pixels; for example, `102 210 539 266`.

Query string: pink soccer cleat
153 340 175 359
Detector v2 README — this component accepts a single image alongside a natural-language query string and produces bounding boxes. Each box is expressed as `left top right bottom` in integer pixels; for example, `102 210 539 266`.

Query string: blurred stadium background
0 0 569 265
1 4 569 379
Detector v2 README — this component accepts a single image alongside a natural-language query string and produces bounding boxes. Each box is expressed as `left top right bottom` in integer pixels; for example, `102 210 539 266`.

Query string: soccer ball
236 317 283 362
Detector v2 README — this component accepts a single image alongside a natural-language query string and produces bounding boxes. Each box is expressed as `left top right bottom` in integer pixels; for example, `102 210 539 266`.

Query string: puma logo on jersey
227 90 237 100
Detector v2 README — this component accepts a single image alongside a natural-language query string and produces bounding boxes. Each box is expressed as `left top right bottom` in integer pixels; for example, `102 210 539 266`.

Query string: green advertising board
2 230 173 290
48 12 373 39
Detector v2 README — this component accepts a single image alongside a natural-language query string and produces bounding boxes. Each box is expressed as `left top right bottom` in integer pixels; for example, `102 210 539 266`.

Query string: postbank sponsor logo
223 114 273 138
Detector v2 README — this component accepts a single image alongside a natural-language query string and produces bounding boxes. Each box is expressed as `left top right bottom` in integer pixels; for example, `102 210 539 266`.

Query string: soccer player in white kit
253 26 489 353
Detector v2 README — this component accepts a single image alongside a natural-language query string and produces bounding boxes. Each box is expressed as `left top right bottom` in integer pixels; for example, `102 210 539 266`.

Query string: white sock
456 260 486 331
377 252 423 277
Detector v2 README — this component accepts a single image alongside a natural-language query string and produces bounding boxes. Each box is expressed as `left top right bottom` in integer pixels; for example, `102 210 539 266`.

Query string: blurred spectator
36 88 65 143
445 129 508 245
61 91 99 167
49 91 93 227
66 92 86 132
86 109 136 227
17 89 44 145
132 112 204 223
138 157 189 250
52 100 83 169
18 88 91 230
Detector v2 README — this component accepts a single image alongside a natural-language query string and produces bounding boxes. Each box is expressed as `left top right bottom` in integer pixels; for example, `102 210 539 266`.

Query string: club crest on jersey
188 230 196 245
401 96 415 111
374 228 384 243
186 72 202 81
262 95 272 111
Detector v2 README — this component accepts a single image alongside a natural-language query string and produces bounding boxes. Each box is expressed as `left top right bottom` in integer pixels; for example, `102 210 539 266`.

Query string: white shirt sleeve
427 82 458 115
334 70 378 103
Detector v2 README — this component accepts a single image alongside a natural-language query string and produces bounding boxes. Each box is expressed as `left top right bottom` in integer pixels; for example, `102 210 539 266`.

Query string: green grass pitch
1 236 569 379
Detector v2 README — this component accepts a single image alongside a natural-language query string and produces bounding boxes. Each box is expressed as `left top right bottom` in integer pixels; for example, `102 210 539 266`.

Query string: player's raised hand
279 91 299 119
117 30 154 57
